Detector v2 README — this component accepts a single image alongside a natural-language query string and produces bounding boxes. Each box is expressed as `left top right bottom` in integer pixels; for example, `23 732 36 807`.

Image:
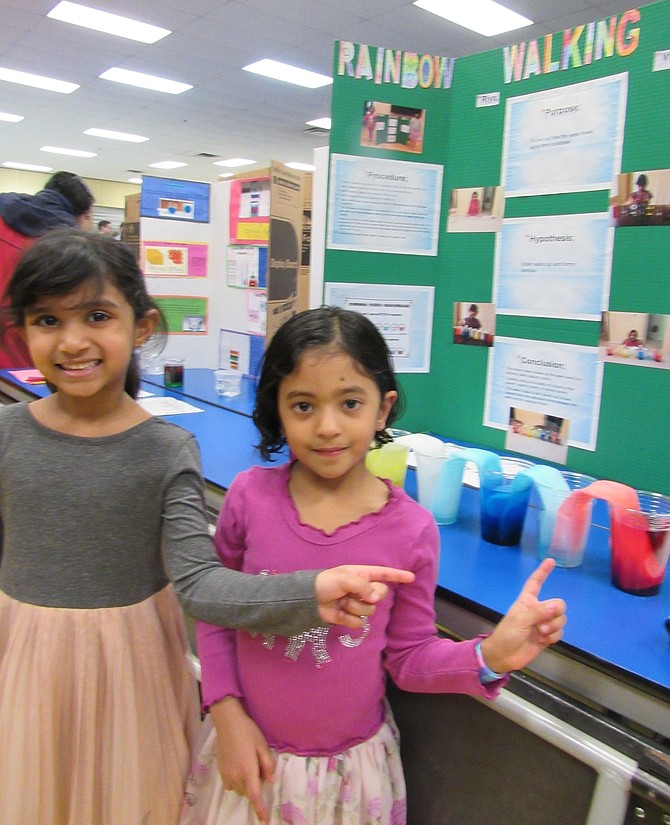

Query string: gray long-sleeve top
0 402 321 636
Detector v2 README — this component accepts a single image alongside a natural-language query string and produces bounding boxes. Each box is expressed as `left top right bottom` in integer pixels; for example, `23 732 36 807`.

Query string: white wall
310 145 329 308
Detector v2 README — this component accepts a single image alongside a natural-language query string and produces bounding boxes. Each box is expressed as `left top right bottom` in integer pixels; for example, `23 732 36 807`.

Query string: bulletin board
325 2 670 494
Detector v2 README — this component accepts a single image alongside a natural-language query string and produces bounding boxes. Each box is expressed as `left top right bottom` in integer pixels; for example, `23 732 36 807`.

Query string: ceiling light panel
306 117 331 130
413 0 532 37
3 162 53 172
242 59 332 89
213 158 256 168
40 145 97 157
47 2 171 44
148 161 188 169
84 128 149 142
99 68 192 95
0 67 79 93
0 112 25 122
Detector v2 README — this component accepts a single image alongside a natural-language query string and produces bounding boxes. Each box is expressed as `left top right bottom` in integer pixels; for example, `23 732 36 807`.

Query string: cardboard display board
266 161 305 340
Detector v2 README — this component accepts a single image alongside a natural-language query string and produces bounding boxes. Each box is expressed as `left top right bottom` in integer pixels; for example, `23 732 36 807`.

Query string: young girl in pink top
182 306 567 825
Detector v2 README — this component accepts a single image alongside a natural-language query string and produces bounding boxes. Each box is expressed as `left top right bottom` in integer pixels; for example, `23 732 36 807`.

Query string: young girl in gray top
0 229 412 825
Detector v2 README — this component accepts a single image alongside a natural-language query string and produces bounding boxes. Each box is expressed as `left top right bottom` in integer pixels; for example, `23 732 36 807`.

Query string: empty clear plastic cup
479 458 534 545
536 472 597 567
608 491 670 596
365 442 410 487
414 442 467 525
215 369 242 397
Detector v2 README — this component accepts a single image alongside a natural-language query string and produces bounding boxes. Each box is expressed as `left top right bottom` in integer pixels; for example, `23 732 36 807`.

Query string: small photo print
239 180 270 219
361 100 425 154
452 302 495 347
181 315 206 333
447 186 505 233
157 198 195 219
599 311 670 368
609 168 670 227
506 407 570 464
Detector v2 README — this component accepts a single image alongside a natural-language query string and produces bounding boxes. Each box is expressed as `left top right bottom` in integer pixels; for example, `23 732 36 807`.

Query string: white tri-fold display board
132 162 309 376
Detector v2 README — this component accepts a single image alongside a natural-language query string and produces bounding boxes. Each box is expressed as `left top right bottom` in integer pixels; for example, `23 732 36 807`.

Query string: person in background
623 329 643 347
0 232 414 825
408 111 422 148
0 171 94 369
461 303 481 330
628 173 653 207
467 190 481 216
363 104 376 144
182 306 567 825
97 219 113 235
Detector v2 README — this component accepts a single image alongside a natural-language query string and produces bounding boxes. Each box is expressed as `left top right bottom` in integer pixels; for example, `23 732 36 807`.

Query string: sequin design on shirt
252 569 372 666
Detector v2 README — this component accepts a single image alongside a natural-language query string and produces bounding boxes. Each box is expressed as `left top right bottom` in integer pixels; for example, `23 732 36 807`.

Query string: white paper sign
484 337 603 451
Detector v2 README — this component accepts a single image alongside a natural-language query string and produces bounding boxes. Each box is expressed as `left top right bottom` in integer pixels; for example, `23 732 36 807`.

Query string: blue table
141 368 256 419
136 374 282 490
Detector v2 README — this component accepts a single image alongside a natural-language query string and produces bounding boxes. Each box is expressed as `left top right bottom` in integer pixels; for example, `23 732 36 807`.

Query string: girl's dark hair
253 305 403 460
4 227 166 398
636 173 648 187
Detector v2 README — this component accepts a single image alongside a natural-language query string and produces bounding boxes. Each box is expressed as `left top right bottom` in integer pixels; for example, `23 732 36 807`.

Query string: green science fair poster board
325 3 670 494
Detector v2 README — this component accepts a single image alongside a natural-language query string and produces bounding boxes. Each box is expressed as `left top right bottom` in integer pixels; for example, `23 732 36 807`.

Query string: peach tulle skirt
0 585 201 825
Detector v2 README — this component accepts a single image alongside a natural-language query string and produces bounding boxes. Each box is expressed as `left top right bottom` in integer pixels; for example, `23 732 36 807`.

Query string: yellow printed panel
237 222 269 242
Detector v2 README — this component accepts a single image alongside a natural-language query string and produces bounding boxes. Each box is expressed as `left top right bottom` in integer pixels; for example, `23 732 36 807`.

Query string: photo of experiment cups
365 441 410 488
214 369 242 397
535 471 597 567
413 438 467 526
163 357 185 388
479 458 534 545
608 491 670 596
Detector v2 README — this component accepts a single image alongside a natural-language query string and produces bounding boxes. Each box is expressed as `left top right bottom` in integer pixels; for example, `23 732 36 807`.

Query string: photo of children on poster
610 168 670 227
447 186 505 233
360 100 425 154
506 407 570 464
599 311 670 368
453 301 496 347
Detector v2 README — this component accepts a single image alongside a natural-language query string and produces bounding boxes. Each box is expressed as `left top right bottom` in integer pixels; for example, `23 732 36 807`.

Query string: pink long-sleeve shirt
197 463 505 756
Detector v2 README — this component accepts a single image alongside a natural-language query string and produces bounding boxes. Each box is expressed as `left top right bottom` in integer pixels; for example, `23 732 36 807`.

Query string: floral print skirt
181 710 407 825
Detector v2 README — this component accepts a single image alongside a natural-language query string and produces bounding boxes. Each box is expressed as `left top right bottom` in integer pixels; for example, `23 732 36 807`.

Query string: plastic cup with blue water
479 458 534 545
414 442 467 526
535 471 597 567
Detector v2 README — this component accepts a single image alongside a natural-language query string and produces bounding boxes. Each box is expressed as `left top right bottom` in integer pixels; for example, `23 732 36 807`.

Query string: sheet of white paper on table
137 389 154 398
138 397 203 416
